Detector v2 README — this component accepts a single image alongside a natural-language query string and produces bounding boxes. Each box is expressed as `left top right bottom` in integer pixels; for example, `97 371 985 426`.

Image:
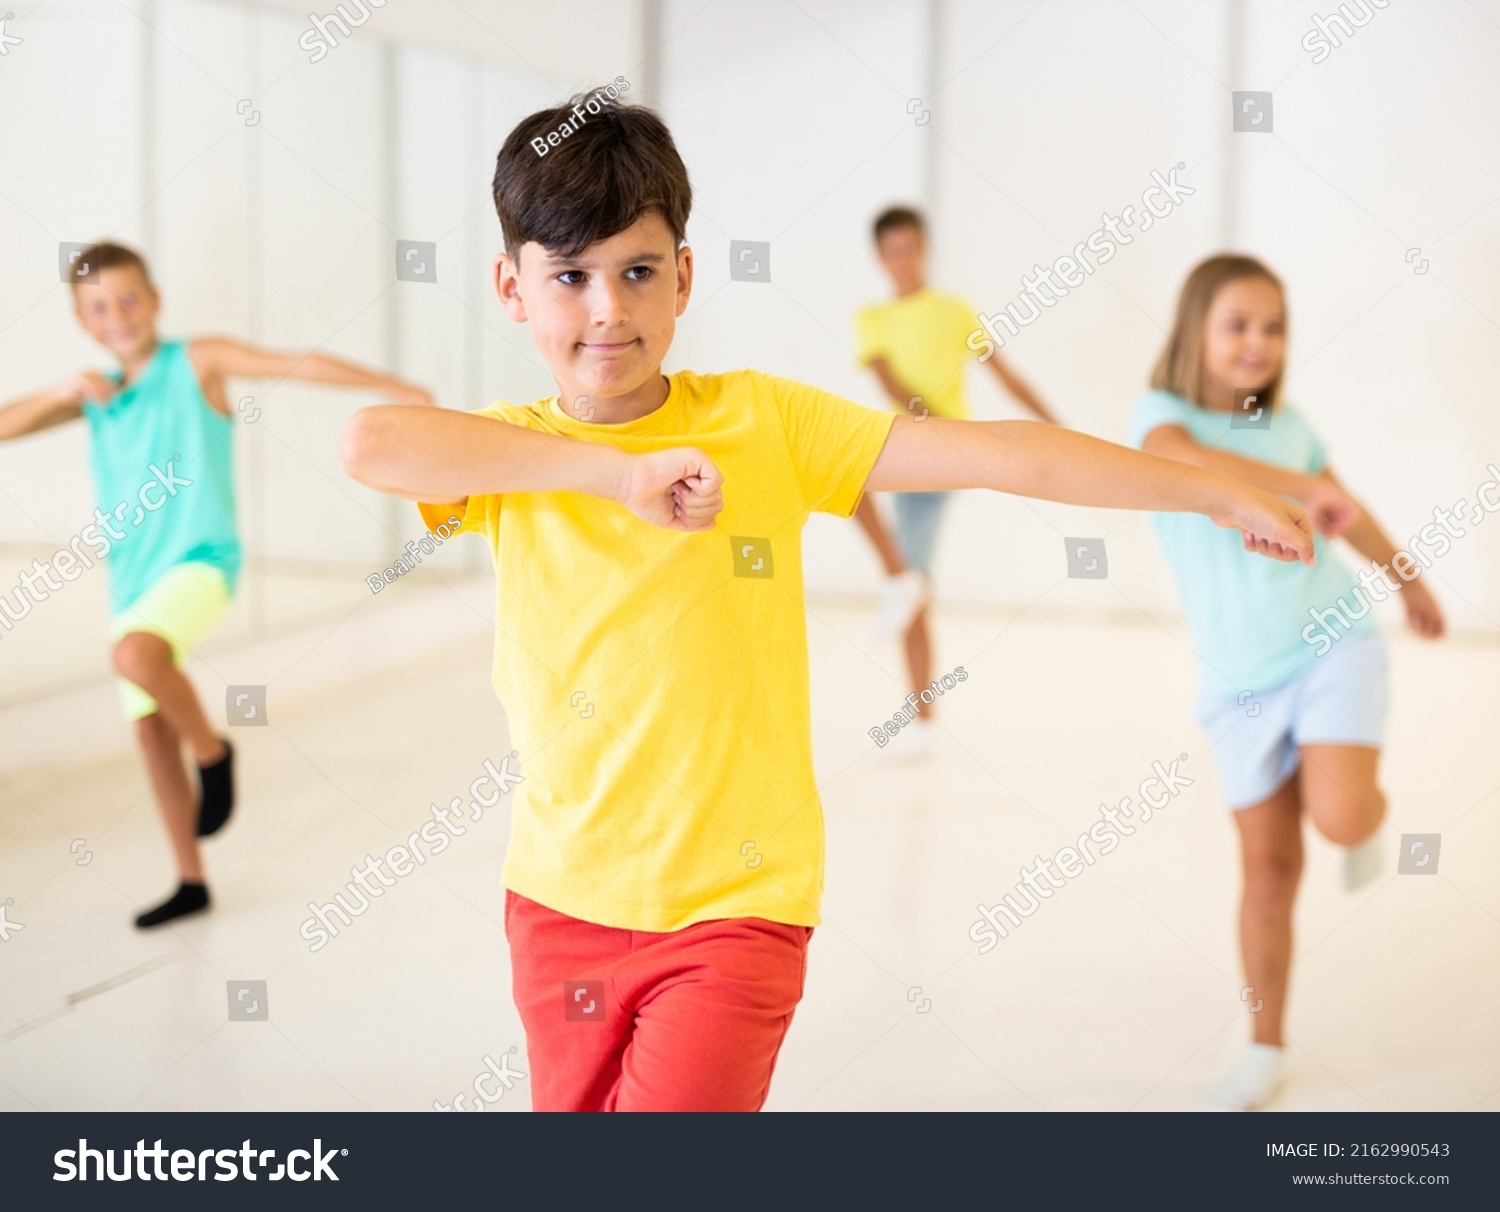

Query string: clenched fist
619 447 724 531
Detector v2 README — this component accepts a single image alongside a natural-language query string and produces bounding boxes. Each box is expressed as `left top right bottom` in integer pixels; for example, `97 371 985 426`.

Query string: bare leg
903 607 934 718
854 494 907 576
1298 744 1385 846
1230 775 1303 1047
113 632 225 765
136 712 204 883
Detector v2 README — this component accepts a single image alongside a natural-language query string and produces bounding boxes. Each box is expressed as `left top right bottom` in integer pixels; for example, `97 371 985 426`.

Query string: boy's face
73 266 160 360
876 225 926 294
496 209 692 405
1202 275 1285 393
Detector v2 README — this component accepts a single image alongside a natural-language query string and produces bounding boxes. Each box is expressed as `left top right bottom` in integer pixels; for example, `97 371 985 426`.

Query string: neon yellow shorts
109 562 232 722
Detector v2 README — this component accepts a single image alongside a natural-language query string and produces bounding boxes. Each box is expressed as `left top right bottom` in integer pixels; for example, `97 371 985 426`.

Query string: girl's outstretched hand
1303 479 1361 538
1213 487 1316 565
1402 578 1446 639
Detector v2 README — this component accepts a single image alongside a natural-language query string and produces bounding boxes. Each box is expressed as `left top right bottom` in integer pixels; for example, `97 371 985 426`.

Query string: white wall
0 2 151 546
0 0 642 533
658 0 1500 635
0 0 638 690
930 0 1235 621
1230 0 1500 636
2 0 1496 702
657 0 934 599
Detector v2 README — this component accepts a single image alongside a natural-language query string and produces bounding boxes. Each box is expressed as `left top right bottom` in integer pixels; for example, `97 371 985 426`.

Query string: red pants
505 890 812 1111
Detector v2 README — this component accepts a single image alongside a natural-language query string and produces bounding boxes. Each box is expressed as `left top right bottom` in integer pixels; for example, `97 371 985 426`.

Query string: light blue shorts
894 491 950 577
1193 630 1389 810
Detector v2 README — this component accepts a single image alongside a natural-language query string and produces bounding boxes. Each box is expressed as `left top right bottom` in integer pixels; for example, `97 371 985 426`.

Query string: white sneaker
872 570 929 643
873 719 936 764
1210 1043 1285 1111
902 720 936 760
1343 832 1384 891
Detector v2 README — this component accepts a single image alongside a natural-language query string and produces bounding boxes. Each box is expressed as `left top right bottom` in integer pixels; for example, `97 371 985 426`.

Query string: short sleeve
416 494 489 541
768 375 897 517
1127 390 1198 449
854 306 883 365
414 403 518 540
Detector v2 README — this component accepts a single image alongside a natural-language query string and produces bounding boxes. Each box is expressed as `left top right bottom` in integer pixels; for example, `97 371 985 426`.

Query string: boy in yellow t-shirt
855 207 1058 748
341 89 1317 1112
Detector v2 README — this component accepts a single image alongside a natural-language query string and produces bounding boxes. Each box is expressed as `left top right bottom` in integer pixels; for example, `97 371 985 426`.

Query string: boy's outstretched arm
0 375 103 441
865 416 1316 564
341 406 723 532
190 337 433 407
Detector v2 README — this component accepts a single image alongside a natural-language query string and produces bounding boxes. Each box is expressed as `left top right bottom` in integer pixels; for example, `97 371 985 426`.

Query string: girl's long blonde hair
1151 254 1286 410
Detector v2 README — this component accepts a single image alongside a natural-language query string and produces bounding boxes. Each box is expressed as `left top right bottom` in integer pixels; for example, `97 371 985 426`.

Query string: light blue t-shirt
83 339 240 613
1127 389 1371 697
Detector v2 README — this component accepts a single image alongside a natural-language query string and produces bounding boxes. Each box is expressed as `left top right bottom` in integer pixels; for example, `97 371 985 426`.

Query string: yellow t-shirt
418 369 895 932
855 287 977 420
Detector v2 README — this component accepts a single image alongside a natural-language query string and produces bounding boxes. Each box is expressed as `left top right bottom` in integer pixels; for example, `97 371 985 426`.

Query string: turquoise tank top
82 339 240 612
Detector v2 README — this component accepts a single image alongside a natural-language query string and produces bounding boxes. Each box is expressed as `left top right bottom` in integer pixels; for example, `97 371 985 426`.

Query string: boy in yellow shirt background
856 207 1058 749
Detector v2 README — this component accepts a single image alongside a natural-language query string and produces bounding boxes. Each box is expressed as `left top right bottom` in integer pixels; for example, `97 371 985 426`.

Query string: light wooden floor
2 577 1496 1112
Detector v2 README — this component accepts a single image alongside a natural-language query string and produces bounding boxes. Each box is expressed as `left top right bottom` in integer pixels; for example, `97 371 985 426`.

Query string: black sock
196 738 235 837
135 882 210 928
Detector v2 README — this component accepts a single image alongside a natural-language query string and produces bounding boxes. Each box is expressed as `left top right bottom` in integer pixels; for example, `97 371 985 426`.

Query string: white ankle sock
1211 1043 1285 1110
1343 832 1384 891
872 569 929 643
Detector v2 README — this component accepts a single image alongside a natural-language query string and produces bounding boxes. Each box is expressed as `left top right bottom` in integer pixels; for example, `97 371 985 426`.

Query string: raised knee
1313 793 1385 846
112 632 170 684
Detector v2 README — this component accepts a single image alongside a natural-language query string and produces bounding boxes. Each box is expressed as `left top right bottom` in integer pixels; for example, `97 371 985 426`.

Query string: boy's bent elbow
340 407 388 484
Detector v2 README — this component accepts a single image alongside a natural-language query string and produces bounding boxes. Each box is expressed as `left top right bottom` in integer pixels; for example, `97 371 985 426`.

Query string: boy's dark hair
873 206 924 242
71 242 155 289
493 86 691 260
